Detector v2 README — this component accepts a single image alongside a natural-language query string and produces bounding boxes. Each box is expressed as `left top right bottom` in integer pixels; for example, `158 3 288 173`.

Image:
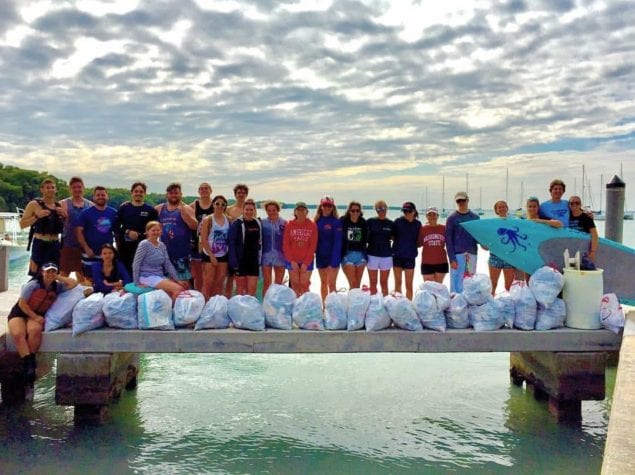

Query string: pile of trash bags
43 265 622 335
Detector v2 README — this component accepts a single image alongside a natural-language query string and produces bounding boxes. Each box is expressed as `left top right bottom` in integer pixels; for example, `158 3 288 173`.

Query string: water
2 215 632 474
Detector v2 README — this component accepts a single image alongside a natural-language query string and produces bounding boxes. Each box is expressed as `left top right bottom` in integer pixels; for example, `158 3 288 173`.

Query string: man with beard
60 176 93 280
117 181 158 274
155 182 198 281
76 186 118 281
19 178 67 276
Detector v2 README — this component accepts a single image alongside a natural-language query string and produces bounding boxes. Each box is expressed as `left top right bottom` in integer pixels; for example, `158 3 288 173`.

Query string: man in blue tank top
60 176 93 280
155 182 198 281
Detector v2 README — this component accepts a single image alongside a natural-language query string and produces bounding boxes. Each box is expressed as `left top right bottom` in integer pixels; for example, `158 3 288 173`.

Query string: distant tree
0 163 68 212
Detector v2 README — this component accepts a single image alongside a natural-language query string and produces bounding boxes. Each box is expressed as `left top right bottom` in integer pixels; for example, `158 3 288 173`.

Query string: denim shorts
341 251 367 267
286 260 314 271
262 250 287 268
488 253 514 269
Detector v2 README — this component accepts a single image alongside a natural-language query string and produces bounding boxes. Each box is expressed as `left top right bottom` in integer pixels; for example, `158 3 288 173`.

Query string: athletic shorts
262 250 287 268
286 260 315 272
421 262 449 275
316 255 339 269
341 251 367 267
202 253 228 264
235 260 260 277
171 256 191 281
367 255 392 271
392 256 415 270
60 246 82 273
30 238 61 275
139 275 167 287
488 254 514 269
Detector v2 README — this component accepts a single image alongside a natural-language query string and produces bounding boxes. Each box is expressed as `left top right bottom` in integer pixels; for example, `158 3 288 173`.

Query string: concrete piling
605 175 625 243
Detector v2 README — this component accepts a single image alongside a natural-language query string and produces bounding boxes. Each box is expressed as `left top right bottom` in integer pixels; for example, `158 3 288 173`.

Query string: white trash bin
563 268 604 329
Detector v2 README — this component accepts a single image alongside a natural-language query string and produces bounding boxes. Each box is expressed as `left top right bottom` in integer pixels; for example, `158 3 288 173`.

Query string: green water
0 353 615 474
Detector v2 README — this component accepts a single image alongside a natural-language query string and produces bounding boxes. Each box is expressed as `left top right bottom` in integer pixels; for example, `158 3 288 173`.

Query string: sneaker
25 384 34 402
83 288 94 298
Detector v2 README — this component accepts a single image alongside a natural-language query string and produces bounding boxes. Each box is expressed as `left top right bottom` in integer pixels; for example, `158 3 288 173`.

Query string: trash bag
45 285 91 332
365 294 391 331
138 289 175 330
529 266 564 308
420 281 451 311
444 293 469 329
263 284 296 330
228 295 265 331
72 292 105 336
495 293 516 329
600 293 625 334
462 274 492 306
468 298 505 331
510 281 537 331
103 291 137 329
384 294 422 331
195 295 230 330
347 289 370 331
292 292 324 330
413 289 445 332
324 291 347 330
535 298 566 331
173 290 205 327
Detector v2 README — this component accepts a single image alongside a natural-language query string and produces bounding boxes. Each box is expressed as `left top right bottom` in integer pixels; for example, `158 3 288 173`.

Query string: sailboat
593 174 605 221
440 176 448 218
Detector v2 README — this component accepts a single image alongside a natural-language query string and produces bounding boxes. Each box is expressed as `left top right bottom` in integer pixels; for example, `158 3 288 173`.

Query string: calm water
1 214 632 474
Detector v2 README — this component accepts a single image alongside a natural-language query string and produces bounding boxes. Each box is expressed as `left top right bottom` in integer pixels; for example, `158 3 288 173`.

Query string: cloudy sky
1 0 634 209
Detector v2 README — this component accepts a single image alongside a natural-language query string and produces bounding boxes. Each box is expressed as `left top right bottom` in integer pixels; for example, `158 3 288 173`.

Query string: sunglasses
350 209 361 213
569 201 581 205
375 207 386 212
214 202 227 207
456 199 467 203
402 208 414 213
322 203 333 208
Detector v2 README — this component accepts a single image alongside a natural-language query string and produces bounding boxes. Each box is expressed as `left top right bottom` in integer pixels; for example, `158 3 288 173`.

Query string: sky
1 0 634 209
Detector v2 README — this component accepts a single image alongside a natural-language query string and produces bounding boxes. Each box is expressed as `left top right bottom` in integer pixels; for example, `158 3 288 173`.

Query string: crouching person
7 262 78 399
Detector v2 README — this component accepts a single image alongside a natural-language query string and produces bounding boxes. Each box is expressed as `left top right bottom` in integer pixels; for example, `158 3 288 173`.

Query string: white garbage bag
324 291 347 330
103 291 137 329
365 294 391 331
413 289 445 332
263 284 296 330
195 295 230 330
347 289 370 331
529 266 564 308
463 274 492 306
72 292 105 336
173 290 205 327
292 292 324 330
444 293 469 329
138 289 174 330
384 294 422 331
510 280 537 331
228 295 265 331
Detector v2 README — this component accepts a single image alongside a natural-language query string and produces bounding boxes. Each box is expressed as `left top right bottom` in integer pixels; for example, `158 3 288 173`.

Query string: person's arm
200 216 213 257
118 261 132 286
282 222 293 263
530 217 562 228
445 216 456 264
132 241 146 284
331 219 343 266
161 245 178 280
56 274 78 290
91 263 110 293
305 222 318 267
17 298 44 323
588 227 599 261
18 201 40 229
75 225 94 257
180 203 198 230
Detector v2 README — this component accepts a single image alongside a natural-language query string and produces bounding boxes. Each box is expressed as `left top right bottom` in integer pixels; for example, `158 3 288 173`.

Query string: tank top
193 200 214 247
62 198 92 248
159 204 191 259
208 215 229 257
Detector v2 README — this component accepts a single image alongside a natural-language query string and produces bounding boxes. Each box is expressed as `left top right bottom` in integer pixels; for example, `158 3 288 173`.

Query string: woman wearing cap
228 199 262 296
261 200 288 296
340 201 368 289
488 201 516 293
91 243 132 294
418 207 448 284
366 200 394 295
283 202 318 296
392 202 422 300
132 221 189 301
200 195 230 299
445 192 480 293
7 262 78 398
314 196 343 301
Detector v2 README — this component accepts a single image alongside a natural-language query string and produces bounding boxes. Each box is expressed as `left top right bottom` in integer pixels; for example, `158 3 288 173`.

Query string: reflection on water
0 353 612 474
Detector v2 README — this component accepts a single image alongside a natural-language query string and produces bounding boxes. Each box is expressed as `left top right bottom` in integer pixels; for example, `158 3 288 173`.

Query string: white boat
0 210 29 261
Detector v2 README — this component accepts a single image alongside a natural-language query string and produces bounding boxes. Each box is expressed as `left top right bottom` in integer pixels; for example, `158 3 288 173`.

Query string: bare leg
434 273 446 284
224 275 235 298
368 268 379 294
212 263 228 297
327 266 339 294
26 319 43 354
246 276 258 296
404 268 415 300
502 268 515 291
289 269 301 296
489 266 502 295
299 269 312 295
393 266 403 295
423 274 435 282
318 268 329 301
155 279 186 301
8 318 30 357
262 265 273 297
355 265 365 289
273 266 286 285
342 264 357 289
202 262 215 300
379 269 390 296
190 260 203 291
235 276 248 295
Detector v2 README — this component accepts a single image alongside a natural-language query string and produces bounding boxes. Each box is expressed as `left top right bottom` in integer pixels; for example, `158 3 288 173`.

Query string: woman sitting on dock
131 221 188 300
7 262 78 398
91 243 131 294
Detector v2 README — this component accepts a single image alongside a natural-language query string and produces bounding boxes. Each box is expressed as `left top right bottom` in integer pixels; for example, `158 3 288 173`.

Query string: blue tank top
62 198 91 248
159 205 191 260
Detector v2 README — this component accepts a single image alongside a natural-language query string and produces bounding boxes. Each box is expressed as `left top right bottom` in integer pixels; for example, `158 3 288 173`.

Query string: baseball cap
426 206 439 215
455 191 468 200
294 201 308 210
41 262 59 272
320 195 334 205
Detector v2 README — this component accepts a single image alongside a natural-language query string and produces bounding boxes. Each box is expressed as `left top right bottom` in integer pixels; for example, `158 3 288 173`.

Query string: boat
0 209 29 262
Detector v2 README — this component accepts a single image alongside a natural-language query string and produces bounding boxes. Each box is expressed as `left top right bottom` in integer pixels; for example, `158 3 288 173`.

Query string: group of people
9 176 598 398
